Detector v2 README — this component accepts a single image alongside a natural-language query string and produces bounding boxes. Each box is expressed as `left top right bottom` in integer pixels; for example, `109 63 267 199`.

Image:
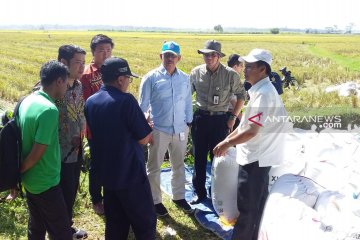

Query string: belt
197 109 227 116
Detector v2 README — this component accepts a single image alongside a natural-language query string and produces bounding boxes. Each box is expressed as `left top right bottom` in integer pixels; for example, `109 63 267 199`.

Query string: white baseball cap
239 49 272 66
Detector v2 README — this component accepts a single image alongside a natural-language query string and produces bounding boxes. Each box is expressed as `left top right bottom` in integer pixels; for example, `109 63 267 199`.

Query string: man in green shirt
18 60 72 239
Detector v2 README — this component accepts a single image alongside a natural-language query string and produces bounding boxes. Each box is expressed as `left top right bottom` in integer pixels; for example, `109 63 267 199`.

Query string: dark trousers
88 139 103 204
103 178 157 240
60 161 81 226
191 111 228 198
26 185 72 240
231 162 271 240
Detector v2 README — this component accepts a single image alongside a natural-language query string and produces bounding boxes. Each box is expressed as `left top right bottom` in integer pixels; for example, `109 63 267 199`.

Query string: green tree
270 28 280 34
214 24 223 33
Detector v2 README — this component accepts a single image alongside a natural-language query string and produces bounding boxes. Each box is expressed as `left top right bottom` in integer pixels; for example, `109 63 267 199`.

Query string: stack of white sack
259 174 360 240
325 81 360 97
268 127 311 191
259 128 360 240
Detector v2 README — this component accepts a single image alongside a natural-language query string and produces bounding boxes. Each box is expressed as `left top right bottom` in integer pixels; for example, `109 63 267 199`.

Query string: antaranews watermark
265 115 342 130
243 107 360 133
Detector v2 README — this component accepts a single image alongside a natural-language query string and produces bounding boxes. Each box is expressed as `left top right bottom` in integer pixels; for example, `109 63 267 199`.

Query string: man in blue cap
139 41 193 216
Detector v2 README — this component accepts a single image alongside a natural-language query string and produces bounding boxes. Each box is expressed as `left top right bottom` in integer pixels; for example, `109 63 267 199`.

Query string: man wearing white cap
139 41 193 216
213 49 288 240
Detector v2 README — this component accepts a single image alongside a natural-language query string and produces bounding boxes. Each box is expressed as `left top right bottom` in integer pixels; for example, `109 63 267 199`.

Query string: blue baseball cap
161 41 180 55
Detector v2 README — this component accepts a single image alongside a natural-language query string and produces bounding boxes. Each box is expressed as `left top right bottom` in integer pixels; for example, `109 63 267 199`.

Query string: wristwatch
228 113 237 121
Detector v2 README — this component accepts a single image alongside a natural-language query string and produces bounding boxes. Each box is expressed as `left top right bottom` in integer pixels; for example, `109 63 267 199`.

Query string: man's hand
144 110 154 128
148 134 154 145
213 140 231 157
227 119 236 133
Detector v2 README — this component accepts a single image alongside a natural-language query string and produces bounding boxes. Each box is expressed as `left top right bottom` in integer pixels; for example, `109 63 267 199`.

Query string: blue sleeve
189 70 196 93
185 76 193 123
139 74 151 113
126 95 152 141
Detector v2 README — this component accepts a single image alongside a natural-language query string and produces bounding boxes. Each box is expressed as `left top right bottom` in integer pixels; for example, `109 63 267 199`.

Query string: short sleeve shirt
19 90 61 194
190 63 246 112
236 77 289 167
84 85 152 189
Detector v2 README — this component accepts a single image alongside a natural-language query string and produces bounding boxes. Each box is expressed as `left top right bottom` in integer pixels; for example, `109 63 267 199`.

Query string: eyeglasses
204 52 219 58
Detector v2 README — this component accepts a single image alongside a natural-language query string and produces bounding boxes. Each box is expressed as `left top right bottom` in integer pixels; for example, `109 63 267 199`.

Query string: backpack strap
12 96 26 120
12 96 26 198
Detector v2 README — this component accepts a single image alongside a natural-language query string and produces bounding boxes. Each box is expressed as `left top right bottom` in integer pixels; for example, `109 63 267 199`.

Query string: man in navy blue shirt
84 57 156 239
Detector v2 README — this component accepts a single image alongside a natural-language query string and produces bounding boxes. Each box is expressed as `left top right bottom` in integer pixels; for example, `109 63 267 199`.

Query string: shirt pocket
153 79 172 100
219 78 231 103
174 81 188 102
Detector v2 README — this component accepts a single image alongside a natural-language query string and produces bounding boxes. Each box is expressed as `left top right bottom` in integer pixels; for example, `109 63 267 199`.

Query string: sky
1 0 359 30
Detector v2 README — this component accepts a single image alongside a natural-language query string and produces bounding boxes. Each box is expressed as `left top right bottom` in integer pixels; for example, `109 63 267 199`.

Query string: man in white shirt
213 49 288 240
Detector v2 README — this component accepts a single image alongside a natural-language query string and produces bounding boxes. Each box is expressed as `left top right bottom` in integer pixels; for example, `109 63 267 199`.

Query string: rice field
0 31 360 109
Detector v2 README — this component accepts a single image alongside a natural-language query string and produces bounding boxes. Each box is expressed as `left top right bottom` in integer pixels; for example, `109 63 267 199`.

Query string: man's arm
185 77 193 125
138 132 152 145
189 70 196 93
227 98 245 131
227 73 246 131
20 143 47 173
232 99 244 118
213 123 260 157
138 75 151 113
80 74 92 101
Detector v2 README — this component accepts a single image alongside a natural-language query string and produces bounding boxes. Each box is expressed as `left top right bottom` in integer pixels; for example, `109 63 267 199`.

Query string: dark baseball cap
227 53 242 67
101 57 139 82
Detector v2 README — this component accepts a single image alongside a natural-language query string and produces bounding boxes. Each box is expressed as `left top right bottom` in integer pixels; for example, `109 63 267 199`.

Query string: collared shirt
236 77 289 167
190 63 246 112
80 61 103 101
80 61 102 139
85 85 152 189
56 80 85 163
139 65 193 135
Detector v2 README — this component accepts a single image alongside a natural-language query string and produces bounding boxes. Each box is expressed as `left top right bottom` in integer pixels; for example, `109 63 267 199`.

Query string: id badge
213 95 219 105
180 132 186 141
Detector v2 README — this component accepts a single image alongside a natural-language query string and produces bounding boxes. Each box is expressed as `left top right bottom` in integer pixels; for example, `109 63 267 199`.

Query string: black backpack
0 98 24 192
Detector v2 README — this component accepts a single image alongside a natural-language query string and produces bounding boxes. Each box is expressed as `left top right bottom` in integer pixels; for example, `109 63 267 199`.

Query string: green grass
0 170 219 240
309 45 360 72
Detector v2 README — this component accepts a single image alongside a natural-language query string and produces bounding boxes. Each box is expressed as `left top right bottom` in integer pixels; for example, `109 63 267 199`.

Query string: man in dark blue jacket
85 57 156 239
